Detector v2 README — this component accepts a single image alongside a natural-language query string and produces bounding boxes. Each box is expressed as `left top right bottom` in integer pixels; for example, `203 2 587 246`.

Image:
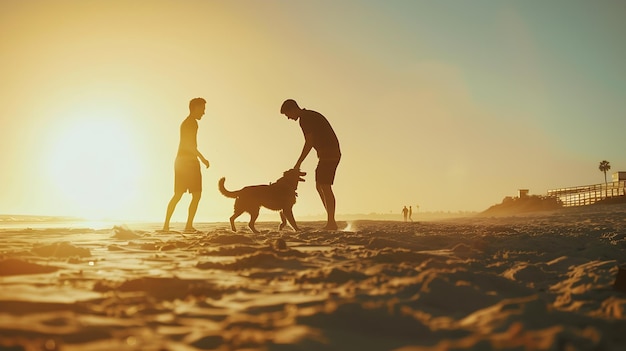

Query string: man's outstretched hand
202 158 210 168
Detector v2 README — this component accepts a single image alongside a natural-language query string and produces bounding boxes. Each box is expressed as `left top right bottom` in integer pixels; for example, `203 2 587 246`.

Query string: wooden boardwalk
547 180 626 207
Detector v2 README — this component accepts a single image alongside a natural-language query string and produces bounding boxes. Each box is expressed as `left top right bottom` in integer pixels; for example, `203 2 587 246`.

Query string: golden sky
1 1 625 222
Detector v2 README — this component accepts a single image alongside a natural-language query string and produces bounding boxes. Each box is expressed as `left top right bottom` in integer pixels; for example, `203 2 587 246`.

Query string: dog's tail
218 177 239 198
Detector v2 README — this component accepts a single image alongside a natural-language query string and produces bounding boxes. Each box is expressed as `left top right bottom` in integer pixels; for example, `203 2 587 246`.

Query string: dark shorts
174 157 201 193
316 157 340 185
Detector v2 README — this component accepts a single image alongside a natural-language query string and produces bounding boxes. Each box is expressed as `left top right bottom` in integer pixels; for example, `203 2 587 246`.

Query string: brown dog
218 169 306 233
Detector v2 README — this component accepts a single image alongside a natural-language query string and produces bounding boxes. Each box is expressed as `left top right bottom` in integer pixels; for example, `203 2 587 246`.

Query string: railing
547 181 626 207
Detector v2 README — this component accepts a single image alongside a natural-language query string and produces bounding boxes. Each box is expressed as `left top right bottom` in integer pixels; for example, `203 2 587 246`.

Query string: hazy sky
1 0 625 222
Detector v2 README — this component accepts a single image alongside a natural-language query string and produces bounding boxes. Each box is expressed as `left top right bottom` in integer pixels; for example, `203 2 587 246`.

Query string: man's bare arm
195 149 209 168
294 136 313 170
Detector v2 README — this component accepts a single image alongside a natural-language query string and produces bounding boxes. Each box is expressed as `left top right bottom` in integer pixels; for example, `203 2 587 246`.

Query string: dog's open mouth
284 169 306 183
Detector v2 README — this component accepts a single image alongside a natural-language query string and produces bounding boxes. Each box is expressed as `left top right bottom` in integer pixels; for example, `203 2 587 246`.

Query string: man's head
189 97 206 120
280 99 301 121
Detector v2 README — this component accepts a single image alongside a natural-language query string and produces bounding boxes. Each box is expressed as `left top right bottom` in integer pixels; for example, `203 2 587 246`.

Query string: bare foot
323 222 338 231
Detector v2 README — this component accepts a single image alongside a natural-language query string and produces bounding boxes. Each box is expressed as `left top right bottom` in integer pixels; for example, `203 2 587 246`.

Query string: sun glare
46 116 142 219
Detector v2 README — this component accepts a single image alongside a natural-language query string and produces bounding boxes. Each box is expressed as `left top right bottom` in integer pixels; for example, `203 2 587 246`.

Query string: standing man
281 99 341 230
163 97 210 232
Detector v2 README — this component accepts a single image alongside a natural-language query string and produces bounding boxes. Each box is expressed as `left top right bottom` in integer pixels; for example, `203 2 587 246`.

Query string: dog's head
283 168 306 181
277 168 306 189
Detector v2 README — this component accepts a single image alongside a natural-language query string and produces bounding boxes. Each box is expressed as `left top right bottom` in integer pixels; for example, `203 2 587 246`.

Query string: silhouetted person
402 206 408 222
163 98 210 232
281 99 341 230
409 206 413 222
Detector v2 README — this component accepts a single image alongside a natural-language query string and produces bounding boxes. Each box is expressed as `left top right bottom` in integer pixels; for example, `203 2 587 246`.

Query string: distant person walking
402 206 408 222
409 206 413 222
281 99 341 230
163 98 210 233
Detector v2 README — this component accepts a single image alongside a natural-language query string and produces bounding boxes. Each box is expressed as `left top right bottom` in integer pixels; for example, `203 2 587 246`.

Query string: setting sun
45 114 142 219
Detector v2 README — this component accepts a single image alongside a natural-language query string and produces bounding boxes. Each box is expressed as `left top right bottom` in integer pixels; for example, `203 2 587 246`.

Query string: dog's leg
230 201 244 232
248 207 260 234
230 211 243 232
278 211 287 231
283 207 300 232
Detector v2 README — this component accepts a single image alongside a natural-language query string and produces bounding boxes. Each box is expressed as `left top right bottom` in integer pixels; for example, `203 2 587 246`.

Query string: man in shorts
281 99 341 230
162 97 210 232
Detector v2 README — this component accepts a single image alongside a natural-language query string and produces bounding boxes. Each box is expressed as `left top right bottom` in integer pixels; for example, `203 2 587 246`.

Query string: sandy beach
1 204 626 351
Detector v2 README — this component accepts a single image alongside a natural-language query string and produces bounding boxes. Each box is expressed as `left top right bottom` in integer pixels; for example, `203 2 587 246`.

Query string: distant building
518 189 529 198
548 172 626 207
613 172 626 182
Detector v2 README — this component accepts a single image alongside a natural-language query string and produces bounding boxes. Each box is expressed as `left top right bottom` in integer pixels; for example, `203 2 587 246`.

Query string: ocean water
0 215 259 232
0 215 156 230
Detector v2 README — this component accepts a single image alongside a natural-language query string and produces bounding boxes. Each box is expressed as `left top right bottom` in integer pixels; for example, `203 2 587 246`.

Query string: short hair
280 99 299 114
189 97 206 111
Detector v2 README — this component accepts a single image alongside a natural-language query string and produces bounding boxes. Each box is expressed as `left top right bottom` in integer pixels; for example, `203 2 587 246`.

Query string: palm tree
599 160 611 197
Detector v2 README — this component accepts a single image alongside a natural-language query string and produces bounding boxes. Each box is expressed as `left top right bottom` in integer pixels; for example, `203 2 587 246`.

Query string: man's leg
163 192 184 231
185 191 201 231
316 157 339 230
318 183 337 230
316 183 328 210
